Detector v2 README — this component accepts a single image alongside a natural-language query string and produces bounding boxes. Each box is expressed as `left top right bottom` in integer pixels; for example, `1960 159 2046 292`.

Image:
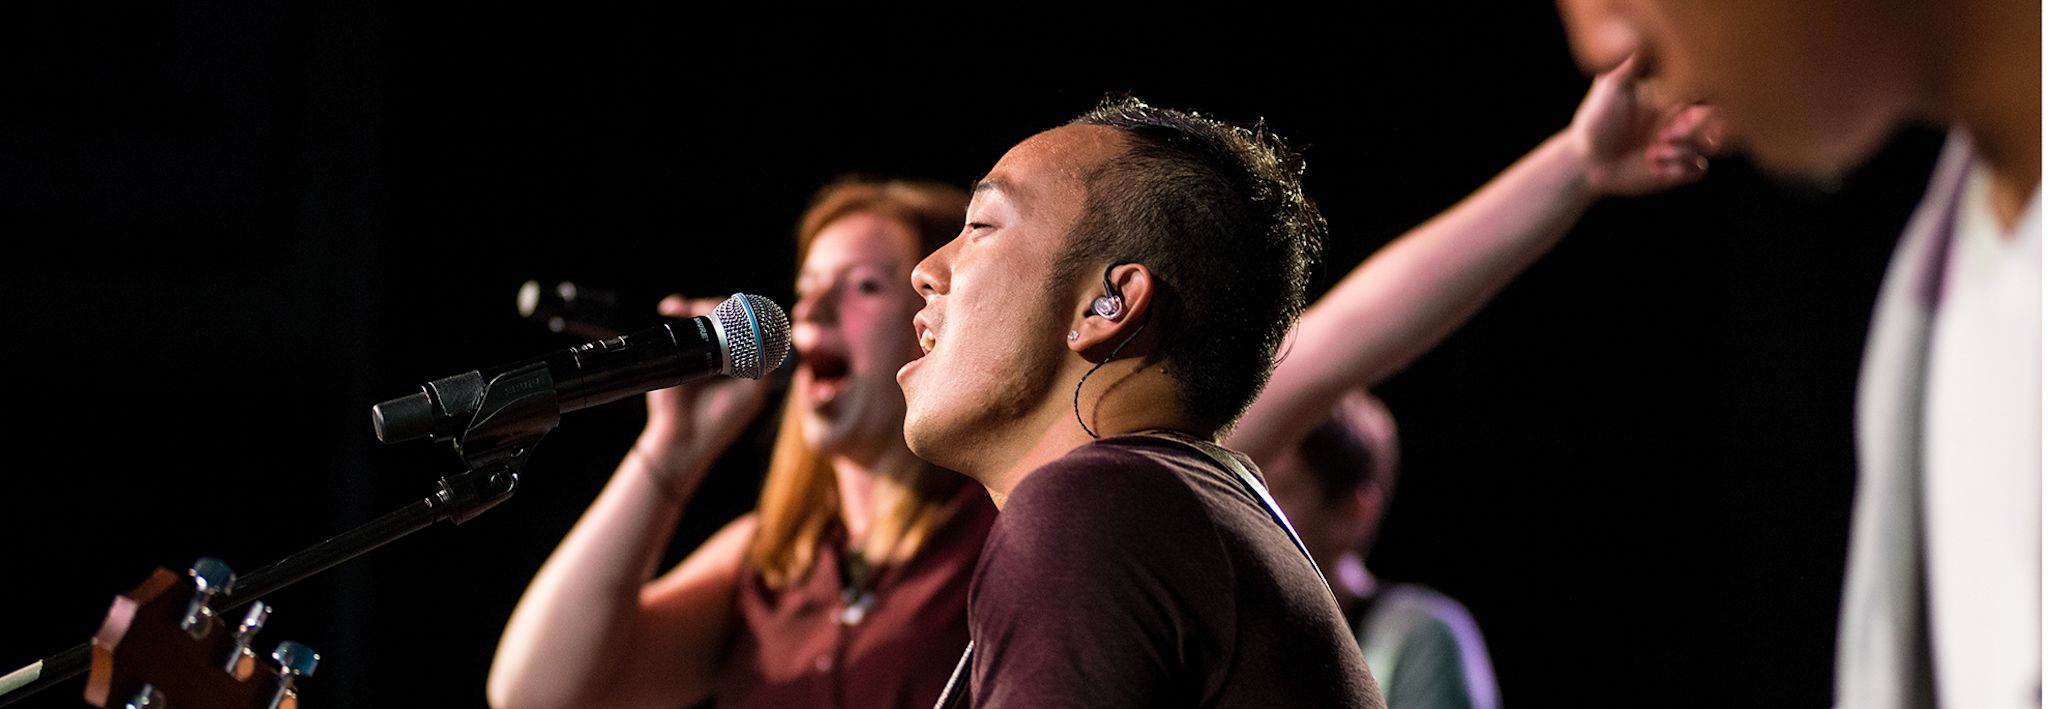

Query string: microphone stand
0 362 566 706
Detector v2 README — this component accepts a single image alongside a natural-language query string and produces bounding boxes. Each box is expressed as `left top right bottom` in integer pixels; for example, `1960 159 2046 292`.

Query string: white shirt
1921 160 2041 709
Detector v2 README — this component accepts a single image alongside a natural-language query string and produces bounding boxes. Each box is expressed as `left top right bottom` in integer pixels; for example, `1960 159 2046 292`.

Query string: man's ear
1067 262 1154 359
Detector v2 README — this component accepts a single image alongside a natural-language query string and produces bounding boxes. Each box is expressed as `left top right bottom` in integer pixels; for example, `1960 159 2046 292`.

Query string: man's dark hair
1057 95 1326 431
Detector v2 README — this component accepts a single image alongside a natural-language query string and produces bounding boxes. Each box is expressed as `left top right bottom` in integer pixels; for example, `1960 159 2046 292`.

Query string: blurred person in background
1260 391 1499 709
1554 1 2038 706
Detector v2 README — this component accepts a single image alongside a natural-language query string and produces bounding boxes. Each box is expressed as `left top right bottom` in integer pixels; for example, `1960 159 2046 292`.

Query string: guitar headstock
86 559 318 709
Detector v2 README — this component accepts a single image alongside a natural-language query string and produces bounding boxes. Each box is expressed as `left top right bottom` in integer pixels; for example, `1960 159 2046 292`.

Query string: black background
1 3 1945 707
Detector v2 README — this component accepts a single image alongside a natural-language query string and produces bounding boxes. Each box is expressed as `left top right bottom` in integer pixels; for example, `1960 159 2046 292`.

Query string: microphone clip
445 362 562 474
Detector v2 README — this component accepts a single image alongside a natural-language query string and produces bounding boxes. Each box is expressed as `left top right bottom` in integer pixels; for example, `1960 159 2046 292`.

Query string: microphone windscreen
713 293 791 379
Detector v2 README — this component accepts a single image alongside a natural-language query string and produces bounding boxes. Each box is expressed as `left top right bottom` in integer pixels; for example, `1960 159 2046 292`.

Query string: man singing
896 97 1384 708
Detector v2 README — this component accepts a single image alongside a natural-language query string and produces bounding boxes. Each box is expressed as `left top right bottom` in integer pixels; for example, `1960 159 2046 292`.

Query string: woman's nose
793 283 840 324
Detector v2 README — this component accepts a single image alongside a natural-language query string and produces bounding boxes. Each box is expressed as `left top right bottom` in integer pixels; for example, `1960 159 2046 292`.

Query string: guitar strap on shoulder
931 640 973 709
926 434 1329 709
1150 433 1331 593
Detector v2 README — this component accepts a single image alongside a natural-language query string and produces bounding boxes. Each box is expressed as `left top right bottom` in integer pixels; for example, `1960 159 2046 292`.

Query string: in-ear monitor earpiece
1089 261 1129 321
1091 294 1124 320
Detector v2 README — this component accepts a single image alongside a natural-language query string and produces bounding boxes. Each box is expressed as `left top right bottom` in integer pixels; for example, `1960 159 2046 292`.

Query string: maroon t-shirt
718 482 997 709
967 434 1383 708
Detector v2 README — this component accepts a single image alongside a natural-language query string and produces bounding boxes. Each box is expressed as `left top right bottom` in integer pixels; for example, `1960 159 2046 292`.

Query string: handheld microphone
372 292 790 445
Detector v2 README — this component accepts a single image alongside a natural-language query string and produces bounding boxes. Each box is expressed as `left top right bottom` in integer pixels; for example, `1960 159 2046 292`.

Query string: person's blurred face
1557 0 1924 179
791 212 925 462
898 125 1125 477
1262 449 1371 574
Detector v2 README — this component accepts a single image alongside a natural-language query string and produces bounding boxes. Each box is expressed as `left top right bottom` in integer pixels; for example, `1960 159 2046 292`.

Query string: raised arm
1229 57 1714 461
488 296 777 709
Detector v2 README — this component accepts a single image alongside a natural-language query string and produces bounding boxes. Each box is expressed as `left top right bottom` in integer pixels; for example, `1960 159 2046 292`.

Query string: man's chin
901 411 939 457
903 411 965 474
1741 117 1905 191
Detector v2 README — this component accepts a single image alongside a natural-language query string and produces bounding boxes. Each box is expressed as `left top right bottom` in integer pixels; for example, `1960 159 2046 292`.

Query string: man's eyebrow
966 176 1032 205
970 178 1004 196
966 175 1032 216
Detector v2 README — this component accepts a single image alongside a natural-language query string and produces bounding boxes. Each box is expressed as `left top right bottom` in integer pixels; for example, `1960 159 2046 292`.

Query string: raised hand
634 294 778 500
1570 54 1721 196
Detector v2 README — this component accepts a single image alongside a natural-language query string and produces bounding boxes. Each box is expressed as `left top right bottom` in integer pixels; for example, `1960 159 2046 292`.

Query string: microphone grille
714 293 791 380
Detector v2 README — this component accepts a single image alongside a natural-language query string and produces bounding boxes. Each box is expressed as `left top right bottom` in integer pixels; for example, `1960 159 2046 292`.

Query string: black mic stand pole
0 362 566 706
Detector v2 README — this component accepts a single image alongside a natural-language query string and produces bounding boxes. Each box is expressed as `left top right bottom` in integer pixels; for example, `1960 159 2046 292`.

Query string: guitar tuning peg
266 640 319 709
182 557 237 639
272 640 319 677
224 600 271 675
123 683 164 709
